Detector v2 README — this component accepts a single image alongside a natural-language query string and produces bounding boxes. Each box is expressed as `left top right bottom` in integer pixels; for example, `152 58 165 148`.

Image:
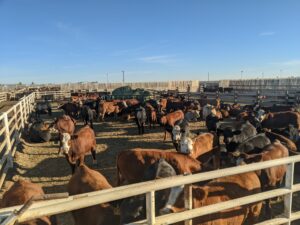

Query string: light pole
240 70 244 79
122 70 125 85
208 72 210 82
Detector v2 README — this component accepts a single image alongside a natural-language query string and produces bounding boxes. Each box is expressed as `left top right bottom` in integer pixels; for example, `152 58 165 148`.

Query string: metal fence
0 93 35 189
0 93 7 103
0 155 300 225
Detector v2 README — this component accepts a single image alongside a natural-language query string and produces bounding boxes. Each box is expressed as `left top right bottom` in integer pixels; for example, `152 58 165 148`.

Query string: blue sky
0 0 300 84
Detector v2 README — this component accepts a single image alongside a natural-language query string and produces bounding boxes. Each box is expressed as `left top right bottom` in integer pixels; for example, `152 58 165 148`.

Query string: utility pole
122 70 125 85
208 72 210 82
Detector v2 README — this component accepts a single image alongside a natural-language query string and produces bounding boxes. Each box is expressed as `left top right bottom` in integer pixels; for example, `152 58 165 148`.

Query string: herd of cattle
2 95 300 225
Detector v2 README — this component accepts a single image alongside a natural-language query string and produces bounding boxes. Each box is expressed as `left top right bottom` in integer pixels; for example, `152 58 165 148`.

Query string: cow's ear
232 130 242 135
71 135 78 140
194 187 208 201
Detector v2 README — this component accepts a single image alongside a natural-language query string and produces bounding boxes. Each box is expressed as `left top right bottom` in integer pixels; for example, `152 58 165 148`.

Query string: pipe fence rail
0 93 7 103
0 155 300 225
0 93 35 189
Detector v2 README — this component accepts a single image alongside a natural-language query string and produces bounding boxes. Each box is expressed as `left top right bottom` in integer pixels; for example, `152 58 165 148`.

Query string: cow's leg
164 130 167 141
90 120 94 129
142 123 145 134
58 133 62 155
91 149 97 165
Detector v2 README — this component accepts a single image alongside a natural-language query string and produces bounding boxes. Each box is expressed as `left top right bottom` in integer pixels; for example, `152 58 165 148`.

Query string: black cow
206 113 221 132
81 105 94 129
120 159 176 224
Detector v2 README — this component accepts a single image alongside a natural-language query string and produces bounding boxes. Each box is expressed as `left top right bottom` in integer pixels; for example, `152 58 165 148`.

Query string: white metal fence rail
0 93 7 103
0 93 35 189
0 155 300 225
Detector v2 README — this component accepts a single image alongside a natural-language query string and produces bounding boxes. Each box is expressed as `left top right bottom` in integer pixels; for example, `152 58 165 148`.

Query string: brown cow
160 110 184 141
1 180 56 225
61 126 97 173
237 141 288 217
98 101 120 121
125 99 139 107
54 115 76 154
265 130 297 152
116 148 202 185
68 165 118 225
145 103 157 128
160 171 262 225
160 98 167 111
180 133 220 169
261 111 300 130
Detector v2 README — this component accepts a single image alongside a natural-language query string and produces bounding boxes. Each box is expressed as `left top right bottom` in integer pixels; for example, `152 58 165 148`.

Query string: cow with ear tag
61 125 97 173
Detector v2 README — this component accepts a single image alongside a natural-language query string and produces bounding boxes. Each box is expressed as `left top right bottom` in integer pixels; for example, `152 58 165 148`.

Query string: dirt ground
1 107 300 225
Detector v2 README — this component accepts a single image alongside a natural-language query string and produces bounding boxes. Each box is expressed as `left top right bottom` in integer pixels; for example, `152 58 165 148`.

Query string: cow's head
256 109 266 122
172 125 181 142
61 133 72 154
179 136 193 154
221 127 242 144
119 195 145 225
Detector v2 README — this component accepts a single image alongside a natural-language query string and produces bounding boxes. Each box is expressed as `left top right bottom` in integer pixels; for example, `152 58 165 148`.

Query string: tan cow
1 180 56 225
116 148 202 185
68 165 118 225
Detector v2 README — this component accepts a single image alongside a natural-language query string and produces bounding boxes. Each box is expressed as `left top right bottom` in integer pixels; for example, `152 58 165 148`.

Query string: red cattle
261 111 300 129
98 101 120 121
180 132 220 169
238 141 288 217
145 103 157 128
61 126 97 173
116 148 202 185
160 110 184 141
68 165 118 225
54 115 76 154
161 171 262 225
1 180 56 225
265 130 297 152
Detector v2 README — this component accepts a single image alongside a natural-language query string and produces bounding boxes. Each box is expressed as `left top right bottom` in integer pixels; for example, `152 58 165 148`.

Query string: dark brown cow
1 180 56 225
161 172 262 225
58 102 79 118
261 111 300 130
54 115 76 154
116 148 202 185
98 101 120 120
160 110 184 141
61 126 97 173
68 165 118 225
220 109 230 118
180 132 220 169
238 141 288 217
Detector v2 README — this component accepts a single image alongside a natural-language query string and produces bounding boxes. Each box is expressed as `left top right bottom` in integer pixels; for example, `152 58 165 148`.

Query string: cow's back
68 165 117 225
262 111 300 129
1 180 54 225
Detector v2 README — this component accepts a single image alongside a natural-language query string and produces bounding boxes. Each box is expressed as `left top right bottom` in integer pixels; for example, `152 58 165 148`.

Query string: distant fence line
0 93 7 103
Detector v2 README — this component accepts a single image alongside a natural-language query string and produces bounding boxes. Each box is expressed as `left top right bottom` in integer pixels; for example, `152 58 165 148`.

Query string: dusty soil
1 107 300 225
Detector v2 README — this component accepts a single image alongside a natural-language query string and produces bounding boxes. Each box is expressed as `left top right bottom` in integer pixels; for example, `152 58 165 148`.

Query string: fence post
283 162 294 225
20 101 25 129
184 184 193 225
146 191 155 225
3 113 13 168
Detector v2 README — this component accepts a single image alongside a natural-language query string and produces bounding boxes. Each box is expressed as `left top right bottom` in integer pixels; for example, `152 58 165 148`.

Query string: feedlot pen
1 103 300 224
